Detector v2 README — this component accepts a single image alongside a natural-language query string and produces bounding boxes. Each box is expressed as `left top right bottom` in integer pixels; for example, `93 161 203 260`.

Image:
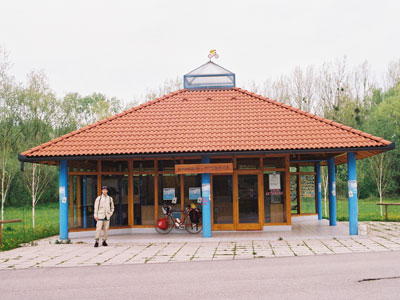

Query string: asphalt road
1 251 399 300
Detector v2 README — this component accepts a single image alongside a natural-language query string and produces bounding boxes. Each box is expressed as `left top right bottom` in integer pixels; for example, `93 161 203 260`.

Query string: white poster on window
269 173 281 190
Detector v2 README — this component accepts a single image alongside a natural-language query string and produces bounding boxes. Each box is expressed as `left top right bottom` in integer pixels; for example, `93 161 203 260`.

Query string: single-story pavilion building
19 61 394 239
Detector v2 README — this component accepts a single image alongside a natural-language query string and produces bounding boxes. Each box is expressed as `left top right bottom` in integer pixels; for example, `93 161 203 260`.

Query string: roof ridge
21 89 187 156
232 87 391 146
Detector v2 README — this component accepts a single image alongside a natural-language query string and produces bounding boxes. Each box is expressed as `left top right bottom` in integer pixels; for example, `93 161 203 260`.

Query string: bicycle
155 204 202 234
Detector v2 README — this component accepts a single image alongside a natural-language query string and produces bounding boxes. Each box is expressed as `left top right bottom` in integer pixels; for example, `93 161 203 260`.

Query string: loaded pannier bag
189 209 200 224
157 217 168 230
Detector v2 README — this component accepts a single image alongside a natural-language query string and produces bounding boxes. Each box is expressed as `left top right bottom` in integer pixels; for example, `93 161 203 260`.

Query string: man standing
94 185 115 247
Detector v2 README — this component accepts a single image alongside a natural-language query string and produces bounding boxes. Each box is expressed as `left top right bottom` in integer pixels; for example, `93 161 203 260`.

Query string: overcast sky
1 0 399 103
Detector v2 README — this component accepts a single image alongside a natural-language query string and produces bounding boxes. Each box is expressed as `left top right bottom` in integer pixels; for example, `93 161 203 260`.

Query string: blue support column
328 158 337 226
201 156 212 238
83 176 87 228
59 160 69 239
315 162 322 220
347 152 358 235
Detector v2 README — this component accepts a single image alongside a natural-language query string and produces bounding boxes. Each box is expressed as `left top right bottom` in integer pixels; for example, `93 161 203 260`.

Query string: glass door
236 174 262 230
212 175 234 230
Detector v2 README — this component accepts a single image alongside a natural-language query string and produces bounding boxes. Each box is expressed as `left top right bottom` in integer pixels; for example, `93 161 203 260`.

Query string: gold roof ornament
208 49 219 61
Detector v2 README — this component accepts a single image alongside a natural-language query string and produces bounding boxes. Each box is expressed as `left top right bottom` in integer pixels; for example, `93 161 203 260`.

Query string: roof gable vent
184 61 235 89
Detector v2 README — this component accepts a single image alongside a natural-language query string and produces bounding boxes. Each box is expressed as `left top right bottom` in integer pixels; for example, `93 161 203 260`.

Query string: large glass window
264 172 286 223
212 175 233 224
69 175 97 229
101 175 129 226
158 174 180 217
133 175 155 225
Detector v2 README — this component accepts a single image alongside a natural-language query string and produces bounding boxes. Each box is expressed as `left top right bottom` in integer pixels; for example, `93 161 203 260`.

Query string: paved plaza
0 220 399 270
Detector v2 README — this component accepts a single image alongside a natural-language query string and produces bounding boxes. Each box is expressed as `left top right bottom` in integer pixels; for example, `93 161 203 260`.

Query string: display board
301 175 315 198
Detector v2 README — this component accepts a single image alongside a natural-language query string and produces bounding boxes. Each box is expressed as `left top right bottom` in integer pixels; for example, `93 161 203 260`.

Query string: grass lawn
1 203 59 251
301 197 400 222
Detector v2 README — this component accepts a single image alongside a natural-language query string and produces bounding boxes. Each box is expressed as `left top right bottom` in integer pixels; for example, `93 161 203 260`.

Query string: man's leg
94 220 103 247
102 220 110 246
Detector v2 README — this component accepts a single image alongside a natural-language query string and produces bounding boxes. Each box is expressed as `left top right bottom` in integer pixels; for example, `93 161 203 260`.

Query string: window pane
300 175 316 213
210 158 233 164
263 157 285 169
101 160 128 172
237 158 260 170
158 174 181 218
158 160 176 171
70 175 97 229
133 160 155 172
183 159 202 164
290 175 299 214
183 174 202 209
134 175 155 225
69 160 98 172
238 174 259 223
213 175 233 224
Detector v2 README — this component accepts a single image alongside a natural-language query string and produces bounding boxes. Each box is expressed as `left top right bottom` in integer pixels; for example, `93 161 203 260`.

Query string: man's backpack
189 209 200 224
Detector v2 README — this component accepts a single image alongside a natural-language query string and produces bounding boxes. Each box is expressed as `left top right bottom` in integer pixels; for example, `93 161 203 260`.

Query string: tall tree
363 84 400 206
0 46 22 224
19 71 58 228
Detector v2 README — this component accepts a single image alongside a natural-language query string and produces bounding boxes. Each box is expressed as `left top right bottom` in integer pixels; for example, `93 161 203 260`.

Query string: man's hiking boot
102 240 108 247
94 241 99 248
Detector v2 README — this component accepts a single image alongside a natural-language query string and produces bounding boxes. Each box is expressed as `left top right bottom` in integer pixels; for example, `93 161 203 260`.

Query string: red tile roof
21 88 392 157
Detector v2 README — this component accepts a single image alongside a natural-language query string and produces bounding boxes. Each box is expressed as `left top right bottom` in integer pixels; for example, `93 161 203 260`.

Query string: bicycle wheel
184 215 202 234
155 215 174 234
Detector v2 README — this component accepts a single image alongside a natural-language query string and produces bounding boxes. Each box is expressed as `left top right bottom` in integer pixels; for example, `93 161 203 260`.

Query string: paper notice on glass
189 187 201 200
202 183 210 197
163 188 175 200
269 173 281 190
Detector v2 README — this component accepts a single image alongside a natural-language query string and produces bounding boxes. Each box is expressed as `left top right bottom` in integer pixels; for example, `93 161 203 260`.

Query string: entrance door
236 174 262 230
212 175 234 230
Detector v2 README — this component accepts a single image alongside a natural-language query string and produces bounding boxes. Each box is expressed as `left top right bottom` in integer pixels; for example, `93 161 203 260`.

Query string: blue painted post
328 158 337 226
201 156 211 238
59 160 69 239
347 152 358 235
315 162 322 220
83 176 87 228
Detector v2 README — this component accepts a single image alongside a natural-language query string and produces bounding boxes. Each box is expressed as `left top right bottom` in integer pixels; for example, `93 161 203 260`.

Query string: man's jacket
94 195 115 221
